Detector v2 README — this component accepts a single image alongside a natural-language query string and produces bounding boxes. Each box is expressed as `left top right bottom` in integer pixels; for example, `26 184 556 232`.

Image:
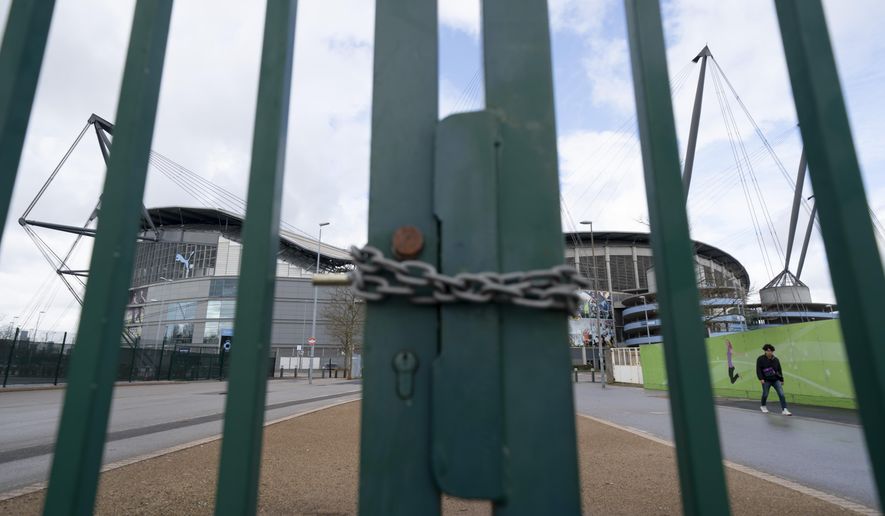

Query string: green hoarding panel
641 320 856 409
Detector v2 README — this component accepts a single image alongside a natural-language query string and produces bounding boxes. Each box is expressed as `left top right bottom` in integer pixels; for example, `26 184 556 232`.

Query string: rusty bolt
392 226 424 260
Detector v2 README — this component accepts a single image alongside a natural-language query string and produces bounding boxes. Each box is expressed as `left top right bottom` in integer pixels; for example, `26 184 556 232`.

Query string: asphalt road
0 379 361 494
574 382 879 509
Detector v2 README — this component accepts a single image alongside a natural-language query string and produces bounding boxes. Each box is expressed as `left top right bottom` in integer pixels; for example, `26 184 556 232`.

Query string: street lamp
309 222 330 385
640 295 652 341
580 221 605 389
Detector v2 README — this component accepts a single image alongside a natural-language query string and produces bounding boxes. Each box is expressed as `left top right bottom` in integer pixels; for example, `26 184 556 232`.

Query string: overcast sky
1 0 883 337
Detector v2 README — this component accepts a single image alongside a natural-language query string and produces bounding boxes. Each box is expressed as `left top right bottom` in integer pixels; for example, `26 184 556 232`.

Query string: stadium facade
122 213 837 362
564 231 751 347
123 207 351 365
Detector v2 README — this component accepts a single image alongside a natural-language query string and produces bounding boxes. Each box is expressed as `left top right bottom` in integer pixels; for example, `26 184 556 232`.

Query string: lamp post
580 221 605 388
572 230 587 367
640 295 652 341
309 222 330 385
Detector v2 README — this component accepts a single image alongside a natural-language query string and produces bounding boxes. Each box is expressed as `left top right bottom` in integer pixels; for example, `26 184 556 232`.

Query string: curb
0 376 329 394
0 380 188 393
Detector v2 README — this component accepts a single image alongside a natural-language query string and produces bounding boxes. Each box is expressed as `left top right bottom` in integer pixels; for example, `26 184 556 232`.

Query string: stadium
564 231 751 347
122 206 352 370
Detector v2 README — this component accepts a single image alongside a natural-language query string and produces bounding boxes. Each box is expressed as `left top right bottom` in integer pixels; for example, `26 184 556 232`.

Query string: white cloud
549 0 611 36
558 129 648 233
439 0 481 37
580 37 634 114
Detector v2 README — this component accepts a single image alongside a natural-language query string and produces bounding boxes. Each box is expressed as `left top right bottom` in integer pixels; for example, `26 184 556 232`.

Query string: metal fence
0 1 882 515
1 337 276 386
1 336 73 386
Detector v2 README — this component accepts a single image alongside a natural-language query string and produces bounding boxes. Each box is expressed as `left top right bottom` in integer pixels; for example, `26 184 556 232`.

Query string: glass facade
203 321 234 345
132 241 217 287
209 278 238 297
206 300 236 319
166 301 197 321
165 323 194 344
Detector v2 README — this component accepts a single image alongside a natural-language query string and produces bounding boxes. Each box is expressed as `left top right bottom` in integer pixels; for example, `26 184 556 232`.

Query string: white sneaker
760 406 769 413
782 409 792 416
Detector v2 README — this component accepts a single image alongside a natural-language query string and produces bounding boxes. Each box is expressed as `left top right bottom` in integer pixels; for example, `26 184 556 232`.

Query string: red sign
308 337 317 346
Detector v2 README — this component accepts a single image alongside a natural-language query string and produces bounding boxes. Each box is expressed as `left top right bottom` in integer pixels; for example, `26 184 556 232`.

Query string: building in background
564 231 751 348
123 207 351 365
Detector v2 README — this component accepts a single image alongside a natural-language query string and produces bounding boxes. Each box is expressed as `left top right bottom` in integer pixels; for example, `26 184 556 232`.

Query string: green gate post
358 1 441 514
482 0 581 512
624 1 730 514
43 2 173 514
774 1 885 505
214 1 298 514
53 332 67 386
0 0 56 243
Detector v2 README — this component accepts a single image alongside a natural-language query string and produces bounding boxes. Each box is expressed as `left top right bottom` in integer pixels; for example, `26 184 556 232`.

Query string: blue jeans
761 380 788 410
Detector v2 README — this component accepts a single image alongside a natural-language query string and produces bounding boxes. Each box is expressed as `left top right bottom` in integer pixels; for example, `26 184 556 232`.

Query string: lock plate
431 111 505 501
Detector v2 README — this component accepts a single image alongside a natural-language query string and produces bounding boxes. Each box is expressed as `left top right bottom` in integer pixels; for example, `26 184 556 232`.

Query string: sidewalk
574 383 877 509
0 400 866 515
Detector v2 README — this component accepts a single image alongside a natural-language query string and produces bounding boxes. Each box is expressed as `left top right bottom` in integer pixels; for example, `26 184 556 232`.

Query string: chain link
347 245 591 312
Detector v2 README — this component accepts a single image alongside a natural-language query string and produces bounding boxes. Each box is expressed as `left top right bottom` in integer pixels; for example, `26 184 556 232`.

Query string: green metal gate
0 1 882 515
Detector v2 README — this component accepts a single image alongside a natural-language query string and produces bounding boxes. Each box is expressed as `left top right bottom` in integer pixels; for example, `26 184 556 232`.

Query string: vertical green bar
358 0 440 514
774 1 885 505
43 2 172 514
0 0 55 244
481 1 580 513
623 2 730 515
214 2 297 514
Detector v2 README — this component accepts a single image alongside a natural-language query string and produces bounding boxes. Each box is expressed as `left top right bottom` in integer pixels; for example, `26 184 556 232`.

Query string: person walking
725 339 740 384
756 344 791 415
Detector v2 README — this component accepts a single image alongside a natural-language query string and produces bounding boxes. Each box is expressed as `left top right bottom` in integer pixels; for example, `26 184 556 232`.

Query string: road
0 379 361 495
574 382 879 509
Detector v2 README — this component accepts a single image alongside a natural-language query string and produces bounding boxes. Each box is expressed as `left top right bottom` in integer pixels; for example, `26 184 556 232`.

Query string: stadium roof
564 231 751 290
141 206 351 269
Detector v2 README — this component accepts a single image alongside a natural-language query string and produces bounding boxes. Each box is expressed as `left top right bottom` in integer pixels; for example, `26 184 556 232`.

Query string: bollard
591 367 596 383
294 367 297 378
280 366 284 378
573 368 578 383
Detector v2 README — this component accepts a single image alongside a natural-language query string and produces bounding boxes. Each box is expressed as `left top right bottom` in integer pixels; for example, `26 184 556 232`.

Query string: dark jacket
756 355 783 382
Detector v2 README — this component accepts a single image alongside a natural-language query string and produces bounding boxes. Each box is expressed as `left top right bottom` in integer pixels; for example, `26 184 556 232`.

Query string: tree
0 315 17 341
321 288 365 379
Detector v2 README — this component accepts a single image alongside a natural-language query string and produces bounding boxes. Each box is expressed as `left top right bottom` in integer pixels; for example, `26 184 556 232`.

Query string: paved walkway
0 378 361 494
573 382 879 509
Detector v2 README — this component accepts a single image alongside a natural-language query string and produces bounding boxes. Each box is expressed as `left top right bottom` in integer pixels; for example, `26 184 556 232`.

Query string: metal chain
347 245 592 312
